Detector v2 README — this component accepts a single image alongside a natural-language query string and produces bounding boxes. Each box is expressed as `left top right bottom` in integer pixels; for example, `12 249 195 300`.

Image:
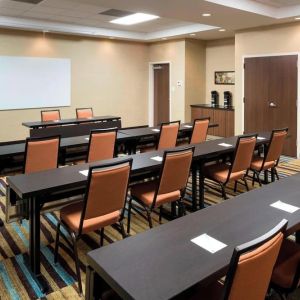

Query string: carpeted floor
0 156 299 299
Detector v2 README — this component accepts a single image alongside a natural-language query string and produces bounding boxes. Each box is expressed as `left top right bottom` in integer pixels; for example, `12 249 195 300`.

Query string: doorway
149 63 170 126
244 55 298 157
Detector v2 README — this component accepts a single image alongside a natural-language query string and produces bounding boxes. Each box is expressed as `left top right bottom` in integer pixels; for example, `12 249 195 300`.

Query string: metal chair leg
54 222 61 263
274 168 280 180
256 171 262 187
252 171 255 186
100 228 104 247
220 184 227 200
145 208 153 229
119 220 127 239
159 206 162 224
243 177 249 191
127 198 132 234
71 233 82 295
234 181 238 193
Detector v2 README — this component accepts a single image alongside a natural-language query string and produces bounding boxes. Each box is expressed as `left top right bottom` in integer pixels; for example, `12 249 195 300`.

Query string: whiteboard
0 56 71 110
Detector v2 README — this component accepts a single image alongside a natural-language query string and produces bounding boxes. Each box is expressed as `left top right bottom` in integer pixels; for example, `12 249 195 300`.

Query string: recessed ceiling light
295 17 300 20
219 28 226 32
202 13 211 17
190 33 196 36
110 13 159 25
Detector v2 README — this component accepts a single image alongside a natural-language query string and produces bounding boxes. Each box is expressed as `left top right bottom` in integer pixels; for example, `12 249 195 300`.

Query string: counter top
190 104 234 111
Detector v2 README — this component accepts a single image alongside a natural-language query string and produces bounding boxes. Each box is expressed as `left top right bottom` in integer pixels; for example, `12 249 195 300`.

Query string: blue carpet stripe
0 263 21 300
15 254 44 299
45 212 70 238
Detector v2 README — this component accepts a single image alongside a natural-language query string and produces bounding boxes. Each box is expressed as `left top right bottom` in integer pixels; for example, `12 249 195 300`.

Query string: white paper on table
270 200 300 213
218 143 232 147
257 137 266 140
184 125 193 128
85 137 89 140
79 170 89 177
151 156 163 162
52 120 59 123
152 129 160 132
191 233 227 254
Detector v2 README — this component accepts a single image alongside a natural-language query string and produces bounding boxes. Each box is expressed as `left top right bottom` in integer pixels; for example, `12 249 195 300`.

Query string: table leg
271 168 275 182
191 164 198 211
28 197 48 293
85 266 95 300
198 161 205 209
264 170 269 184
296 231 300 244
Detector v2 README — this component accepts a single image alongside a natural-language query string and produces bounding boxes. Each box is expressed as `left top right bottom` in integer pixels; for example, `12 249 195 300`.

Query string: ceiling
1 0 300 41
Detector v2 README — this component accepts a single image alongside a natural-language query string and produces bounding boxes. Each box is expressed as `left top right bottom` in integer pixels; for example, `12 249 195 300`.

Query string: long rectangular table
22 115 121 129
6 133 270 292
0 123 218 173
86 173 300 300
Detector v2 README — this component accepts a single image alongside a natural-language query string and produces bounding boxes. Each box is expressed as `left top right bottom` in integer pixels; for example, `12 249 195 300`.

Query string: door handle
269 101 277 108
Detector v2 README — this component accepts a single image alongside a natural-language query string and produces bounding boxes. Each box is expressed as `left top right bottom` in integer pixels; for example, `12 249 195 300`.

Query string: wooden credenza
191 104 234 137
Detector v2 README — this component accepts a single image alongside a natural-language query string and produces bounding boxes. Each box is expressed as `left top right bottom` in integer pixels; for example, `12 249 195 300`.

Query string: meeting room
0 0 300 299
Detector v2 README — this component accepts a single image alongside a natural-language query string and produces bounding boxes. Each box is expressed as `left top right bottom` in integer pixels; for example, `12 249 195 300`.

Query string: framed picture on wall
215 71 235 85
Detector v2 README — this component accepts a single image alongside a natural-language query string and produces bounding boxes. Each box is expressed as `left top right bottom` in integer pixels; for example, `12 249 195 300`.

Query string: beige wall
148 40 186 122
185 39 206 122
235 23 300 134
206 38 235 105
0 29 149 141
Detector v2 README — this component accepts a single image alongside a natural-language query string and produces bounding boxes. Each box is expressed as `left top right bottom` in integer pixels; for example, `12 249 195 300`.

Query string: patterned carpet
0 156 299 299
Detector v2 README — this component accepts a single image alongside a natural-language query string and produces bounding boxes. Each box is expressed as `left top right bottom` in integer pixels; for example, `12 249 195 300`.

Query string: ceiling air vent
11 0 44 4
99 9 132 17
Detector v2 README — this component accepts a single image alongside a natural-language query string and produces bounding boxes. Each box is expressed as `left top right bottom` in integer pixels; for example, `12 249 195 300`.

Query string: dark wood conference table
0 123 217 173
22 115 121 129
86 173 300 300
6 133 270 292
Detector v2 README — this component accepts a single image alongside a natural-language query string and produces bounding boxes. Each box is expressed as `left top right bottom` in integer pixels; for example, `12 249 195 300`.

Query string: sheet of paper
270 200 300 213
152 129 160 132
184 125 193 128
218 143 232 147
151 156 163 162
52 120 59 123
257 136 266 140
79 170 89 177
191 234 227 254
85 137 89 140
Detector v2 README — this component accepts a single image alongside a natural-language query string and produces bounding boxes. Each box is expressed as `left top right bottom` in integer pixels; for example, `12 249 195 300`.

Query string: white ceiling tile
0 0 35 10
0 7 26 17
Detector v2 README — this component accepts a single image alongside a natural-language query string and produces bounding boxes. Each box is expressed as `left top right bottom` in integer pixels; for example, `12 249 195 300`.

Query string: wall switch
177 80 183 87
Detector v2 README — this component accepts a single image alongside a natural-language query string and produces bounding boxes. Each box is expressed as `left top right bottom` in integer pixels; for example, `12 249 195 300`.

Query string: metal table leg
191 164 198 211
198 161 205 209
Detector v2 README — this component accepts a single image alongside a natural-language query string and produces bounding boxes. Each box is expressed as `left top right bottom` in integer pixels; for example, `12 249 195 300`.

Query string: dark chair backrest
24 136 60 174
157 121 180 150
79 158 132 234
222 219 288 300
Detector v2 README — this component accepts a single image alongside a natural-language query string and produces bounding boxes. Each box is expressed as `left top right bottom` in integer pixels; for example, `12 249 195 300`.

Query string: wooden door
244 55 297 157
154 64 170 125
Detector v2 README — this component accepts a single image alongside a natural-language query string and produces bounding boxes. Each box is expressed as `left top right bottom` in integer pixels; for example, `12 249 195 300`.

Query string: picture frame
215 71 235 85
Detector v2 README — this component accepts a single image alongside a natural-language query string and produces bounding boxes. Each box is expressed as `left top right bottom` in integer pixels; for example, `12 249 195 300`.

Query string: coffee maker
211 90 219 106
224 91 232 108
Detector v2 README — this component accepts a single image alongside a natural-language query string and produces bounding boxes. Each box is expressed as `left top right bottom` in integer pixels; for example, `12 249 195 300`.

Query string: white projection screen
0 56 71 110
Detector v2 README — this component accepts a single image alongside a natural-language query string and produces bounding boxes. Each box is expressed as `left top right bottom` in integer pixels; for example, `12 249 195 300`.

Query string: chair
41 109 61 122
24 136 60 174
76 107 93 119
271 238 300 299
127 146 194 232
140 121 180 152
204 134 257 199
54 158 132 295
187 219 287 300
189 117 210 144
250 128 288 186
86 128 117 163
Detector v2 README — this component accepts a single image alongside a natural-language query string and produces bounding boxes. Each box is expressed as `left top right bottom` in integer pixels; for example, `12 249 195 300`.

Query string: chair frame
189 117 210 144
156 120 181 150
86 128 118 163
251 128 288 187
75 107 93 119
40 109 61 122
222 219 288 300
54 158 132 295
206 134 257 199
23 135 61 174
127 146 195 232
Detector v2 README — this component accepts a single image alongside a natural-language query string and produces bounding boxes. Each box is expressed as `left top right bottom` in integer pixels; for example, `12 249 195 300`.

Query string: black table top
6 132 270 199
190 104 234 111
87 173 300 300
22 115 121 128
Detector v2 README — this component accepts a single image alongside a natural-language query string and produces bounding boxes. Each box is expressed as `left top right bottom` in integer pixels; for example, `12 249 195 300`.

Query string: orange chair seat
251 156 275 171
61 202 120 234
204 163 245 183
272 239 300 289
131 181 180 207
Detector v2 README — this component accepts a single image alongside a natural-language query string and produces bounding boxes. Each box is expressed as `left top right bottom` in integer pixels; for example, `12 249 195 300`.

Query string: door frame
148 61 172 126
242 52 300 157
